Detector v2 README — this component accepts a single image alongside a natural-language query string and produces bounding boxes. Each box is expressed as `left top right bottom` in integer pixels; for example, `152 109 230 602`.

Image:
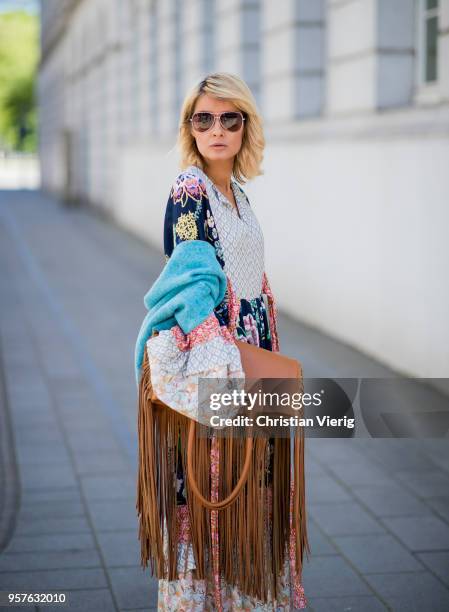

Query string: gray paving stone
8 388 49 402
108 566 158 609
13 426 64 446
56 394 99 410
72 450 130 475
16 445 72 466
364 571 449 612
44 363 83 380
426 496 449 522
306 475 351 504
0 606 38 611
0 549 102 572
382 515 449 551
14 516 91 536
13 438 69 452
120 608 157 612
20 464 78 490
333 534 423 573
63 416 116 434
38 589 116 612
307 520 338 556
394 469 449 499
49 376 89 393
360 440 438 472
13 411 55 428
6 381 49 396
306 595 387 612
327 459 394 487
310 502 386 537
20 486 81 504
3 533 96 554
8 386 49 401
416 551 449 587
419 440 449 473
8 400 51 414
80 475 136 501
60 409 111 427
0 568 108 590
307 439 366 465
87 499 138 532
301 555 372 598
351 483 432 517
19 499 85 520
117 609 154 612
305 455 326 477
62 415 114 433
96 530 142 567
66 431 123 453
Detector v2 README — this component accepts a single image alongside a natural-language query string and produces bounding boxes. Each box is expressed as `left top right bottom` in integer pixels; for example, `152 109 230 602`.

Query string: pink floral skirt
157 436 308 611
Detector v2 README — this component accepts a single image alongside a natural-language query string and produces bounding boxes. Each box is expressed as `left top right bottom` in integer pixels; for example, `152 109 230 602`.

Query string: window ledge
264 103 449 143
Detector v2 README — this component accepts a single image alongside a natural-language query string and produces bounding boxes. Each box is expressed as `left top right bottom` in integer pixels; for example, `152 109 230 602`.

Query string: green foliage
0 10 39 152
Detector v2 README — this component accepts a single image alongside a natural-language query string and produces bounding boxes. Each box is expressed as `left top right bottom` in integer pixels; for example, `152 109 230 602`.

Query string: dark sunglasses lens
221 112 243 131
192 112 213 131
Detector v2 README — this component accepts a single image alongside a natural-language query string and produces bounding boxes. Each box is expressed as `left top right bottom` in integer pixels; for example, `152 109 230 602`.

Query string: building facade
38 0 449 388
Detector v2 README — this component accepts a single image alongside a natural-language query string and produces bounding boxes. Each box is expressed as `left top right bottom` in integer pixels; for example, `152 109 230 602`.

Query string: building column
261 0 325 123
158 0 182 136
327 0 415 115
182 0 217 94
439 0 449 100
215 0 262 107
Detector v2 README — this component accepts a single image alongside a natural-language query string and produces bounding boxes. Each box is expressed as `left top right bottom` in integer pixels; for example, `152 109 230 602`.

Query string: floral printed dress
145 165 308 611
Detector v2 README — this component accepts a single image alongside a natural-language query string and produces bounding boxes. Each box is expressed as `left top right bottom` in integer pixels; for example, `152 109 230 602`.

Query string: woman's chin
203 149 234 163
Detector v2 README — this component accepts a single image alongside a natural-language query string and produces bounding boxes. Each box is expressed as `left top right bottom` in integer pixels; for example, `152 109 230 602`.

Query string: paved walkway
0 189 448 612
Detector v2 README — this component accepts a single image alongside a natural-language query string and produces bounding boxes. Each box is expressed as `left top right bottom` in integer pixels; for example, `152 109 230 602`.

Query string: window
421 0 439 83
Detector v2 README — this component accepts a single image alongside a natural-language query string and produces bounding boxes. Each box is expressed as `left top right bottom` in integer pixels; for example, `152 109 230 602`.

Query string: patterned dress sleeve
163 172 214 259
146 171 245 426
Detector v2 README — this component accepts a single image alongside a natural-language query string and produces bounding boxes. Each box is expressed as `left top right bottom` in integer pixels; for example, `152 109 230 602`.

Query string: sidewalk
0 189 448 612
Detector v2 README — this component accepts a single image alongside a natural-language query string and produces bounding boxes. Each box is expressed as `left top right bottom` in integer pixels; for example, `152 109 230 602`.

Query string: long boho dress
145 164 308 610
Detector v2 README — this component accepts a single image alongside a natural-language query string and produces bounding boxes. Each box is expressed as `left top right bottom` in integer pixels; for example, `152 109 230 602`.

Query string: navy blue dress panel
163 171 236 332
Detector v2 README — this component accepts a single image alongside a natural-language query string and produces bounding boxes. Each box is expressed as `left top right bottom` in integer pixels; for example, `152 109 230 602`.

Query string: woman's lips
210 144 227 148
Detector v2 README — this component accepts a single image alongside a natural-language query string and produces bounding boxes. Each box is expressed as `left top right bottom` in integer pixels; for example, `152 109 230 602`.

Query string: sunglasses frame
189 111 246 133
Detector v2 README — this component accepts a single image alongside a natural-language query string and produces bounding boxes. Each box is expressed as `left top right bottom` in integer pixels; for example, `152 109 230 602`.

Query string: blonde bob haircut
177 72 265 184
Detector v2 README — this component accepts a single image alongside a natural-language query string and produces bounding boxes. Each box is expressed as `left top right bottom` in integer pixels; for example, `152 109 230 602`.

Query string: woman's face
190 94 244 166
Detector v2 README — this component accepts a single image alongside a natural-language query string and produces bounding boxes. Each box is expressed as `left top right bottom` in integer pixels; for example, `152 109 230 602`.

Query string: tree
0 10 39 152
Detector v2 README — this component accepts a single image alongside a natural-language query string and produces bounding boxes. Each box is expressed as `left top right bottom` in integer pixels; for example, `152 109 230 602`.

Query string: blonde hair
177 72 265 184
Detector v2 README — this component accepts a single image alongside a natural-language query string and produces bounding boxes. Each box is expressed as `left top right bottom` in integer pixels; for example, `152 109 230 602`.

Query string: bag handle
186 421 253 510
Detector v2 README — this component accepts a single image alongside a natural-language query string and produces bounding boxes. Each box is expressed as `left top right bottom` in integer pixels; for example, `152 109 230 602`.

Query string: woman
144 72 308 610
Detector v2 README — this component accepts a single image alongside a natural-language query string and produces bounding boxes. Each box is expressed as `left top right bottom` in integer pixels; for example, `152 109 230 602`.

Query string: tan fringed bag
136 336 310 604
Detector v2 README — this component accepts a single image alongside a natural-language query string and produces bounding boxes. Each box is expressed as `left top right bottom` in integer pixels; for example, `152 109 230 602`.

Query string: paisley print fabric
145 312 245 427
187 164 266 300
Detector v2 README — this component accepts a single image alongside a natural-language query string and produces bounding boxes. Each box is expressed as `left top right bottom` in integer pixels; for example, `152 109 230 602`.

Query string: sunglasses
190 111 246 133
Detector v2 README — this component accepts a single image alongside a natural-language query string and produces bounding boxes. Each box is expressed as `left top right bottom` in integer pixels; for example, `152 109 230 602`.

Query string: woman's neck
204 161 233 193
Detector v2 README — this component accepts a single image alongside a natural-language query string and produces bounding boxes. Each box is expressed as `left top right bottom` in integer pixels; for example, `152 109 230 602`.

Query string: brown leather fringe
136 348 311 603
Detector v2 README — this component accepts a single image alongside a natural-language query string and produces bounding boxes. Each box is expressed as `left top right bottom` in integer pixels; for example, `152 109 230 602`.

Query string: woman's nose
211 118 225 136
